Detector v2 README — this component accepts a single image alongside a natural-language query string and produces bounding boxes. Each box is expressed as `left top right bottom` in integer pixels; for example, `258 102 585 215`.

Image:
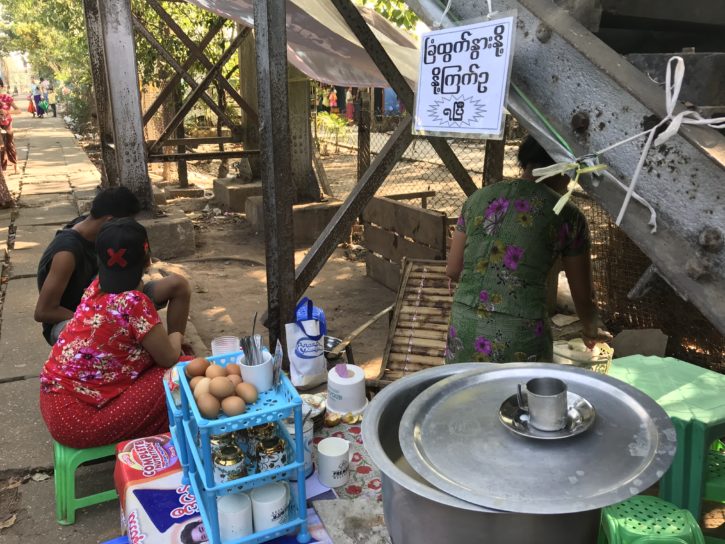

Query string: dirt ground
156 200 395 380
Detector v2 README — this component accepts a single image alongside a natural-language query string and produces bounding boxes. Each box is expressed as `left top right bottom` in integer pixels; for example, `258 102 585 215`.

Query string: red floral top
0 93 14 126
40 278 161 407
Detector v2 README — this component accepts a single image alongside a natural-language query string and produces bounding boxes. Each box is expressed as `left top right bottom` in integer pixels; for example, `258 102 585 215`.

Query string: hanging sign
413 14 516 140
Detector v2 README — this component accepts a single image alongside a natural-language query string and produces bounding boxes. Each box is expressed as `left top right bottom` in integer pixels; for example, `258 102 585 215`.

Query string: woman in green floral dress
445 137 601 364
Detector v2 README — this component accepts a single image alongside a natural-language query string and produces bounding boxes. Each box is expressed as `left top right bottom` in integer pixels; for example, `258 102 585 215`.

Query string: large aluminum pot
363 364 601 544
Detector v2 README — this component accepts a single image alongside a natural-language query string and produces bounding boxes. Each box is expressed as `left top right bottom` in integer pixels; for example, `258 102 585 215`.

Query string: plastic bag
286 298 327 389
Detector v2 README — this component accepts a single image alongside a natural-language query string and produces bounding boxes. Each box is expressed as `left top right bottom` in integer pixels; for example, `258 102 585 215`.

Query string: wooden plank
394 328 448 340
397 313 451 325
365 253 400 291
399 305 449 315
397 321 450 332
362 197 446 249
384 190 437 201
388 353 445 366
392 336 447 350
402 294 452 304
404 287 451 296
363 223 442 263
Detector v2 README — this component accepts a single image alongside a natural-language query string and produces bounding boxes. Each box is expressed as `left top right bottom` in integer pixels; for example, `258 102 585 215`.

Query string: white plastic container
552 339 613 374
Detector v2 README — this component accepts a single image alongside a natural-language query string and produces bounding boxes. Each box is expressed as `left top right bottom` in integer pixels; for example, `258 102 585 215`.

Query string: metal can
213 444 247 483
246 423 278 458
209 432 235 456
256 436 289 473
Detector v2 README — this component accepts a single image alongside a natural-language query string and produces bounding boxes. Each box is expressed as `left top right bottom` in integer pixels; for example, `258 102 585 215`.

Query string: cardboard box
115 434 208 543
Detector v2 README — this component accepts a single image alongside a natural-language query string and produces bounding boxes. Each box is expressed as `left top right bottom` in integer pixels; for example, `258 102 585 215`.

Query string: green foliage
0 0 90 84
356 0 419 30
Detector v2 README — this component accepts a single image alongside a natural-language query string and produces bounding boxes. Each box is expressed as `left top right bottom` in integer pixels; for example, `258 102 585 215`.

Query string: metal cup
518 378 568 431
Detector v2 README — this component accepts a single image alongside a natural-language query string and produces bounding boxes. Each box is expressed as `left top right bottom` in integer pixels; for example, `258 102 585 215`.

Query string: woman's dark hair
0 78 4 87
517 136 555 170
179 520 204 543
90 187 141 218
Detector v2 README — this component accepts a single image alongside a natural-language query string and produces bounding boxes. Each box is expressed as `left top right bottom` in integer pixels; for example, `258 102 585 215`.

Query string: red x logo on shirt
107 248 128 268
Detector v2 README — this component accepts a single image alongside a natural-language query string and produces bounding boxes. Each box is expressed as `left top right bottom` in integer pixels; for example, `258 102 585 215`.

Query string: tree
356 0 419 30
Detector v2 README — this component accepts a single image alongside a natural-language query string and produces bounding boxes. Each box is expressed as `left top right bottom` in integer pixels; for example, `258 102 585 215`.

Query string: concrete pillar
288 66 319 203
238 26 260 179
82 0 118 187
96 0 153 208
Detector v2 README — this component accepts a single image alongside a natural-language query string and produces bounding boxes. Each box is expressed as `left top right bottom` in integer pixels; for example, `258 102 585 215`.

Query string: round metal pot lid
399 364 677 514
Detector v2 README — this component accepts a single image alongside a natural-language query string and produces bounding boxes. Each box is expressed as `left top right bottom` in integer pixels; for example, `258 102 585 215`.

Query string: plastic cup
211 336 240 357
240 351 274 392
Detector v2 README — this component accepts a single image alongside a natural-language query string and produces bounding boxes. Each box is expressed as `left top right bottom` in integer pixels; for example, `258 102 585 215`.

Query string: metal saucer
499 391 596 440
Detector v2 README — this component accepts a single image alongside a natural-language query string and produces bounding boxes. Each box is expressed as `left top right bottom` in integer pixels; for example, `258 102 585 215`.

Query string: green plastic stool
53 441 119 525
704 450 725 503
598 495 706 544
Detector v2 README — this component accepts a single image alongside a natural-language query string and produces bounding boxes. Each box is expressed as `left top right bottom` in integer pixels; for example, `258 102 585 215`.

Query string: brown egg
228 374 242 386
209 376 235 399
193 377 211 401
185 357 210 378
221 396 246 417
226 364 241 376
235 382 258 404
205 364 226 379
197 393 220 419
189 376 203 390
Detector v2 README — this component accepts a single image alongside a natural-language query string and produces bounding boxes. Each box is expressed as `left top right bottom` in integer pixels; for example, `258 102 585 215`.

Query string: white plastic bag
285 319 327 389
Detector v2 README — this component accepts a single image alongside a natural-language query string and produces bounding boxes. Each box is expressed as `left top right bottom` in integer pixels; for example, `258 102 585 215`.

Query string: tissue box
115 434 206 543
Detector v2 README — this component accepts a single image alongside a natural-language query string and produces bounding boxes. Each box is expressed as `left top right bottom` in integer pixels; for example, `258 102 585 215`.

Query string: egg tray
177 353 305 490
175 351 310 544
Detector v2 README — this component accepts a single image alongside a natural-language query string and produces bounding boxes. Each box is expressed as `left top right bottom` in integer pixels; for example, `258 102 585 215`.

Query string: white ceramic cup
211 336 241 357
317 437 350 488
250 482 290 532
217 493 253 540
240 351 274 392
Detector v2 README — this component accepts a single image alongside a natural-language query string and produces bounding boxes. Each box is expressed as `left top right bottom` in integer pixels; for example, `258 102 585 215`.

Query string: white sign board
413 15 516 139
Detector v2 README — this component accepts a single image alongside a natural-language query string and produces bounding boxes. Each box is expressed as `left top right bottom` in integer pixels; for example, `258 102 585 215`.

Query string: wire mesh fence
314 109 723 371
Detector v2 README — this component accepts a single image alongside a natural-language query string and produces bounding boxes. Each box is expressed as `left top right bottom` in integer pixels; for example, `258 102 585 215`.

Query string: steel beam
149 30 246 152
147 150 259 162
131 16 238 134
407 0 725 333
295 117 414 298
96 0 152 207
147 0 259 125
254 0 296 360
82 0 118 186
141 18 225 125
331 0 478 196
147 136 240 148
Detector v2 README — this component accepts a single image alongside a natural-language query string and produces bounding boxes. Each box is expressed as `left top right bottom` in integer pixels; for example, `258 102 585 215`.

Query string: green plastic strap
512 83 574 155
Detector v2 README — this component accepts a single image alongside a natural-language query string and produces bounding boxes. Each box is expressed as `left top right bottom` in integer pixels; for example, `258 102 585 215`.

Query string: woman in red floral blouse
39 218 184 448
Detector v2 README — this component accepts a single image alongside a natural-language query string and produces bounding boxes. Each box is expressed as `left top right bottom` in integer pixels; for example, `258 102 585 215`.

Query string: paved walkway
0 112 119 542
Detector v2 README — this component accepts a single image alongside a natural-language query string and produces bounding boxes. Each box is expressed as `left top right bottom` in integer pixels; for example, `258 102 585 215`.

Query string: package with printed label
115 433 208 543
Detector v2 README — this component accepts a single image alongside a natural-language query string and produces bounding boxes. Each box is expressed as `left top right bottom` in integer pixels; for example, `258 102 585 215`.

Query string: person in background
445 136 608 364
31 78 43 118
47 86 57 117
321 88 330 113
0 78 22 175
345 87 354 122
40 77 50 102
39 218 184 448
0 146 13 209
329 87 338 114
35 186 191 346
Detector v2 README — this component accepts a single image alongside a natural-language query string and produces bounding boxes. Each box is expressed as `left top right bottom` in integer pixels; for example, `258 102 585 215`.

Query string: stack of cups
211 336 241 357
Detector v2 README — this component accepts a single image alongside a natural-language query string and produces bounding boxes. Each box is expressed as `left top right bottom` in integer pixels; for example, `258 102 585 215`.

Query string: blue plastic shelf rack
175 352 310 544
163 379 189 483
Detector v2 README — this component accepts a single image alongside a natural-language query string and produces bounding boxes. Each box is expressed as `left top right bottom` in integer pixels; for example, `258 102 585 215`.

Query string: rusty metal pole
254 0 296 363
82 0 118 187
96 0 152 208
